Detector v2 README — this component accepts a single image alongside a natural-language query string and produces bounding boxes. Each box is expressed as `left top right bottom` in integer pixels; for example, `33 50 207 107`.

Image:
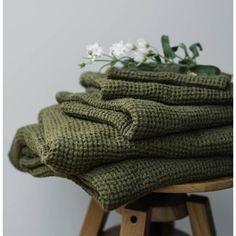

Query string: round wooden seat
154 177 233 193
80 177 233 236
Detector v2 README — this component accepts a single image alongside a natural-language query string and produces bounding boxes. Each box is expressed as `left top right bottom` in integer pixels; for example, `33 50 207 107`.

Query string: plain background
4 0 233 235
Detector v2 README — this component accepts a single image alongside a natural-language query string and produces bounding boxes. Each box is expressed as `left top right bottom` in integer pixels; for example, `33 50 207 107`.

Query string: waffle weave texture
56 91 232 140
107 67 232 89
80 72 233 104
77 157 233 210
9 68 233 210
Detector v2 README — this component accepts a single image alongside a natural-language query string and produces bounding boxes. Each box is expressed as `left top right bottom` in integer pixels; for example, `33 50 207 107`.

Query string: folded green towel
77 157 232 210
80 72 233 105
9 125 233 210
107 67 232 89
8 69 233 210
9 105 232 176
57 91 232 140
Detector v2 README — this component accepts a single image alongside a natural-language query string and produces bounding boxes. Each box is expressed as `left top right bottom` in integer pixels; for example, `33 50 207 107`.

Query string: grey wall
4 0 233 235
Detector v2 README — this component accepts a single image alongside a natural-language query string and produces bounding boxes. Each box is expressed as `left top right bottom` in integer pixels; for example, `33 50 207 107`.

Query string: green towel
80 72 233 105
8 69 233 210
9 125 233 210
9 104 232 176
8 104 233 210
107 67 232 89
77 157 233 210
56 91 232 140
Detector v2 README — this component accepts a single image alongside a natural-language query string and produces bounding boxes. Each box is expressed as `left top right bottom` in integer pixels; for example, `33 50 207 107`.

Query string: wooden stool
80 177 233 236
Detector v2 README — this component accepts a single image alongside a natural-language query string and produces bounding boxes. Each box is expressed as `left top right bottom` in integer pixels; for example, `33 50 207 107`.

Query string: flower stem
94 59 111 62
98 63 111 72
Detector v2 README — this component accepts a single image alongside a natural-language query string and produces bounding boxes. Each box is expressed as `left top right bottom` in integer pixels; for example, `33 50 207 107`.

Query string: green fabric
9 105 233 210
9 121 233 210
107 67 232 89
56 91 232 140
9 69 233 210
9 105 232 175
77 157 233 210
80 72 233 105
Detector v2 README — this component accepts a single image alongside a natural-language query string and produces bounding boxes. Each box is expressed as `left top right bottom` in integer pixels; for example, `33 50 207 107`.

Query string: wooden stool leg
80 198 109 236
187 195 216 236
119 208 151 236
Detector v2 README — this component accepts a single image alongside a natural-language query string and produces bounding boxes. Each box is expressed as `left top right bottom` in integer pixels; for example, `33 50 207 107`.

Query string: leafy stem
80 35 221 75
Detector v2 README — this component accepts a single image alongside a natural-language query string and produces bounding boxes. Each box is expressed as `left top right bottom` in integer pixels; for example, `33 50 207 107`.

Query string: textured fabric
9 69 233 210
77 157 233 210
80 72 233 105
107 67 232 89
9 127 233 210
9 105 232 176
56 91 233 140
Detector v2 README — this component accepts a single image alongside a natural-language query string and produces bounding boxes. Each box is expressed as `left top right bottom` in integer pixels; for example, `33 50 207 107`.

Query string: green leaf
121 58 136 68
171 46 178 52
154 55 162 63
178 43 190 58
178 58 194 66
147 51 156 57
128 63 137 70
190 65 221 75
178 66 189 74
189 43 203 59
161 35 176 60
172 43 190 60
137 63 157 71
79 63 86 68
122 60 138 70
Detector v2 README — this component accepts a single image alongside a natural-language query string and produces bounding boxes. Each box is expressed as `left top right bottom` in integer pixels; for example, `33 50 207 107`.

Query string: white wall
4 0 233 235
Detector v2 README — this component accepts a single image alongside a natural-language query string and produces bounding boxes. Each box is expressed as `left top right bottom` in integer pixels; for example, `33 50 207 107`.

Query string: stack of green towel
9 67 233 210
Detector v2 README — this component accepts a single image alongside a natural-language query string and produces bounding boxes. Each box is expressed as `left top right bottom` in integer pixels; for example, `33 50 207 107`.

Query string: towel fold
80 72 233 105
9 124 233 210
56 91 233 140
77 157 233 210
107 67 232 89
9 104 232 176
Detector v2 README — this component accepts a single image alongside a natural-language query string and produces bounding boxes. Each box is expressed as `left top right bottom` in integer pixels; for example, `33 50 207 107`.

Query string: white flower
137 39 150 50
86 42 103 62
132 39 153 64
134 51 147 63
109 41 127 57
132 40 149 63
126 42 136 52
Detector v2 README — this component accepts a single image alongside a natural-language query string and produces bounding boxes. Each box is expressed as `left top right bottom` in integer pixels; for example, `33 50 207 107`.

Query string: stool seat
80 177 233 236
154 177 233 193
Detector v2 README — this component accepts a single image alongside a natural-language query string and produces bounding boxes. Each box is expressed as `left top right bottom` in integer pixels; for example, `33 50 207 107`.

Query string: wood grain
119 208 151 236
80 199 108 236
154 177 233 193
187 195 216 236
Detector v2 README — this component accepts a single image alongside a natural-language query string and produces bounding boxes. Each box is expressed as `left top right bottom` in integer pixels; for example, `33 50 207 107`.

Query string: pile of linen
9 67 233 210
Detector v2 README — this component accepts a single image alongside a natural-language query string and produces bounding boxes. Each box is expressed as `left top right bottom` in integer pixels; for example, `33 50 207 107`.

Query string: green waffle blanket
56 91 232 140
9 69 233 210
9 104 233 209
9 134 233 210
77 157 232 210
80 72 233 104
9 105 232 175
107 67 232 89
